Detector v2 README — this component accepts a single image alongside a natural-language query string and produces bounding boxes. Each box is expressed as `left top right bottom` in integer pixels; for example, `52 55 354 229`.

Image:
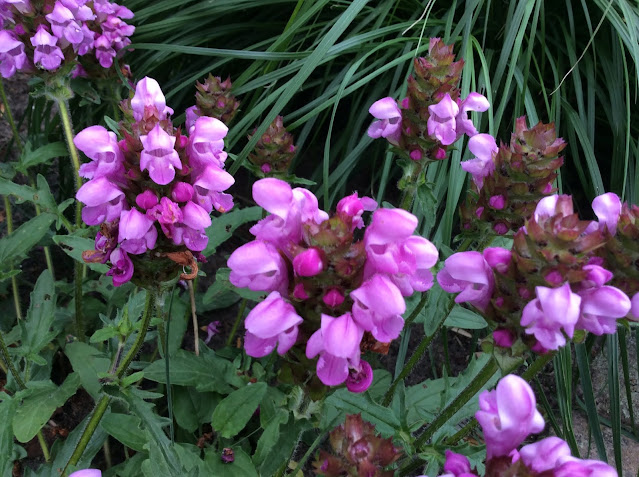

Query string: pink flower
482 247 511 274
244 291 302 357
577 285 630 335
30 26 65 71
192 164 235 213
520 283 581 350
345 360 373 393
336 192 377 230
131 77 173 121
427 94 459 145
455 93 490 137
204 321 220 345
147 197 183 229
0 30 26 78
306 313 364 386
94 34 115 68
553 456 618 477
631 292 639 320
475 374 544 458
76 176 126 226
117 209 157 254
437 251 494 312
367 97 402 145
171 182 194 203
460 133 498 190
323 288 344 308
443 450 475 476
106 248 133 287
188 116 228 171
185 105 200 131
592 192 621 235
75 125 125 180
351 274 406 342
228 240 288 294
519 437 571 473
139 124 182 185
364 208 438 295
181 201 211 231
293 248 324 277
488 195 505 210
69 470 101 477
46 2 83 45
493 328 516 347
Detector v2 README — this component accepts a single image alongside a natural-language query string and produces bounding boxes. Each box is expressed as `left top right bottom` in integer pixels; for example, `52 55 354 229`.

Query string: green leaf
253 416 283 466
205 447 258 477
19 269 56 359
49 410 107 471
65 341 111 400
444 306 488 330
17 142 67 172
143 349 243 394
12 373 80 443
323 389 401 437
0 176 57 213
201 268 266 306
101 413 147 452
0 213 56 269
203 206 262 256
53 234 110 273
0 393 17 475
211 382 267 438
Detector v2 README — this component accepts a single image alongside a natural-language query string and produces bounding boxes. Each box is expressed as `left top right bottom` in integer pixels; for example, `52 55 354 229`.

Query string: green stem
226 298 247 347
3 197 22 320
62 290 157 474
37 430 51 462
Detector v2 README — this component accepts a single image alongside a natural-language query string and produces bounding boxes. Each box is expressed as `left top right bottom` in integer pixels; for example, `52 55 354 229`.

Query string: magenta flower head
293 248 324 277
74 125 124 180
427 93 459 145
460 133 498 190
46 2 84 45
475 374 544 459
140 124 182 185
228 240 288 294
351 274 406 342
244 291 303 358
0 30 26 78
367 97 402 145
306 313 364 386
519 437 571 473
592 192 621 235
437 251 494 312
188 116 229 171
30 25 64 70
577 285 630 335
520 283 581 350
455 92 490 137
69 470 101 477
76 176 126 225
553 457 618 477
131 77 173 121
117 208 157 255
336 192 377 230
192 164 234 213
105 248 133 287
345 360 373 393
443 450 475 476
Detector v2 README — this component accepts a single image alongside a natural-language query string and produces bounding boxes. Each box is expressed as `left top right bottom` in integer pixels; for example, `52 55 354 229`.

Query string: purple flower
181 201 211 231
592 192 621 235
147 197 183 229
553 456 618 477
188 116 228 172
94 34 115 68
363 208 438 295
170 224 208 252
204 320 220 344
228 240 289 294
461 133 498 190
482 247 511 274
171 182 194 203
520 283 581 350
367 97 402 145
437 251 494 312
5 0 33 15
351 274 406 342
577 285 630 335
631 292 639 321
244 291 303 357
293 248 324 277
131 77 173 121
306 313 364 386
475 374 544 459
455 93 490 137
139 124 182 185
74 125 125 180
519 437 571 473
117 209 157 254
493 328 516 348
336 192 377 230
46 2 84 45
106 247 133 287
30 25 65 71
76 176 126 226
442 450 475 476
185 105 200 131
0 30 26 78
136 190 159 210
69 470 101 477
345 360 373 393
427 94 459 145
192 164 235 213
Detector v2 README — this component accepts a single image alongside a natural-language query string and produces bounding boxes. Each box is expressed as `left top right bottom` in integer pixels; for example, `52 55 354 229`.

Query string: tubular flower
228 178 438 390
76 77 233 287
437 251 494 312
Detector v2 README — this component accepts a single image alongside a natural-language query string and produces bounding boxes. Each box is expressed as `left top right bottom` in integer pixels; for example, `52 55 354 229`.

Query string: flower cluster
228 178 438 390
423 375 616 477
439 194 636 353
76 77 234 287
0 0 134 78
367 38 488 163
459 117 566 236
247 115 296 176
313 414 401 477
185 74 240 129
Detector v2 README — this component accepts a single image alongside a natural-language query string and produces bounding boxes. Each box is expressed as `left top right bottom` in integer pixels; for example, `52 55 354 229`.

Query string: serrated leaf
0 177 57 214
211 382 267 438
18 142 67 172
101 412 146 452
53 234 110 273
444 306 487 329
0 213 56 269
12 373 80 442
65 342 111 399
203 206 262 256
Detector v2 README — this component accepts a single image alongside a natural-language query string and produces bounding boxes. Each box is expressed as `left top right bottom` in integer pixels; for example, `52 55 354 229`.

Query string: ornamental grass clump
228 178 438 391
76 76 234 287
0 0 134 78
